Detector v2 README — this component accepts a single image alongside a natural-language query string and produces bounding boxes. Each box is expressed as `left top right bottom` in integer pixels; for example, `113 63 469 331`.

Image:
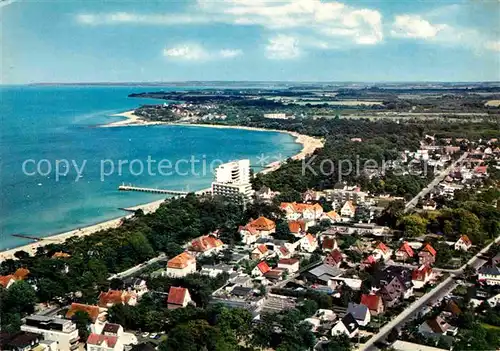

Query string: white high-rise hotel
211 159 252 202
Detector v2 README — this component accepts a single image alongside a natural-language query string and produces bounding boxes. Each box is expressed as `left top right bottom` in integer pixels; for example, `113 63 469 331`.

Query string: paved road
361 234 500 351
107 253 166 281
404 152 468 212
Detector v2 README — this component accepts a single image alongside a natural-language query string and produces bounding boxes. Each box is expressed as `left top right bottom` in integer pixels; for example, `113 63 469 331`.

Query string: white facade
166 262 196 278
21 316 79 351
277 260 300 274
212 159 252 201
331 321 358 338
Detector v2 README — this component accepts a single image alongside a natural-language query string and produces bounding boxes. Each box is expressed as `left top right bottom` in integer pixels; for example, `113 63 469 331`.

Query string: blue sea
0 86 301 250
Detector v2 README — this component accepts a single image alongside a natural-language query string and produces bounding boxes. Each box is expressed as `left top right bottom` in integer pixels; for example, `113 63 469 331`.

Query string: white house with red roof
189 235 224 256
86 333 123 351
167 287 192 310
340 201 356 218
252 261 271 277
419 244 437 266
454 235 472 251
280 202 323 222
288 220 308 236
395 242 415 261
321 210 341 223
251 245 270 260
165 252 196 278
412 265 433 289
239 217 276 244
277 258 300 273
300 234 318 253
372 242 392 262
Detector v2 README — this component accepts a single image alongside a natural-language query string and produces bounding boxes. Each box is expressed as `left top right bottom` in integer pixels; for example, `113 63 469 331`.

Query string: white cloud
266 35 300 60
485 40 500 52
219 49 243 58
391 15 447 39
163 45 243 61
163 45 207 60
76 0 385 54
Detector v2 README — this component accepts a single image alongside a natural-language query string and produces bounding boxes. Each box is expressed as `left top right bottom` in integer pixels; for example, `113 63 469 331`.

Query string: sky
1 0 499 83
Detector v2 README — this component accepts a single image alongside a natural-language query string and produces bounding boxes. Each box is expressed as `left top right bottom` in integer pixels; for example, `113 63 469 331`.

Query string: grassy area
482 323 500 330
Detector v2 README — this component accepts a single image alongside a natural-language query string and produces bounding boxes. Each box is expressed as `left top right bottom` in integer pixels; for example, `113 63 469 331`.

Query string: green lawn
481 323 500 330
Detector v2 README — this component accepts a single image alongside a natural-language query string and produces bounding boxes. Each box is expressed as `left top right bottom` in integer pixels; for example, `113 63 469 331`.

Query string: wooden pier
118 184 189 196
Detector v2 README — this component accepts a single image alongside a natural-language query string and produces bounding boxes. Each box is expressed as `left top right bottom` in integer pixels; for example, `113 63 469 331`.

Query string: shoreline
0 110 324 261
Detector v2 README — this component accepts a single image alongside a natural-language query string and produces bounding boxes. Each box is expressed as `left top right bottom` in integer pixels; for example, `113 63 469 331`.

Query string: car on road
141 332 149 338
149 333 157 339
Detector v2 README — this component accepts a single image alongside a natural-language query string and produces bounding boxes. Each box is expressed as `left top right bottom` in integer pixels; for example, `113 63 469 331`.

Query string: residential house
288 220 307 236
167 287 192 310
320 211 341 223
418 315 458 338
102 323 123 338
300 234 318 253
86 333 123 351
239 216 276 244
166 252 196 278
98 290 137 308
0 275 16 289
251 245 270 260
66 303 107 334
304 264 343 286
340 201 356 218
21 315 80 351
395 242 415 262
487 292 500 307
321 237 338 252
278 246 292 258
252 261 271 277
303 309 337 332
277 258 300 274
419 244 437 266
412 265 433 289
454 235 472 251
128 279 148 298
331 277 363 291
238 224 260 245
361 255 377 269
346 303 371 326
478 265 500 285
360 294 384 315
255 186 279 202
52 251 71 259
200 263 235 277
13 268 30 281
264 269 286 282
422 200 437 211
280 202 323 222
189 235 224 256
324 249 343 268
372 242 392 262
377 266 414 307
331 313 359 338
0 332 44 351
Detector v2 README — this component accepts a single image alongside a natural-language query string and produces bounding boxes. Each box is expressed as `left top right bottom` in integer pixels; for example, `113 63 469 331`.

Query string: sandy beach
0 111 324 261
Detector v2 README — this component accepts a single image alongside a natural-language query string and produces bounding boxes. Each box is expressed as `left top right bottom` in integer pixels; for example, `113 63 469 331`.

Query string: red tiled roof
66 303 100 323
322 237 337 250
238 224 258 236
412 265 432 280
13 268 30 280
256 245 268 254
278 258 299 266
458 235 472 246
167 286 188 306
363 255 376 265
304 234 316 245
422 243 437 256
167 252 195 269
52 251 71 258
256 261 271 274
190 235 223 252
0 275 15 288
98 290 124 307
398 241 414 257
375 242 390 254
87 333 118 348
327 249 343 264
249 217 276 231
280 202 323 214
288 220 306 233
474 165 488 174
360 294 382 311
279 246 290 256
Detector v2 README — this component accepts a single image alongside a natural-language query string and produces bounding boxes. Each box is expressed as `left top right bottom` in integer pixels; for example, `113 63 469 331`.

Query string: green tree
397 214 428 237
71 311 91 341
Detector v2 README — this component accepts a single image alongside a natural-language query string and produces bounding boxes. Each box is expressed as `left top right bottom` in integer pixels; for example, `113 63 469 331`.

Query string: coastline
0 110 324 261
